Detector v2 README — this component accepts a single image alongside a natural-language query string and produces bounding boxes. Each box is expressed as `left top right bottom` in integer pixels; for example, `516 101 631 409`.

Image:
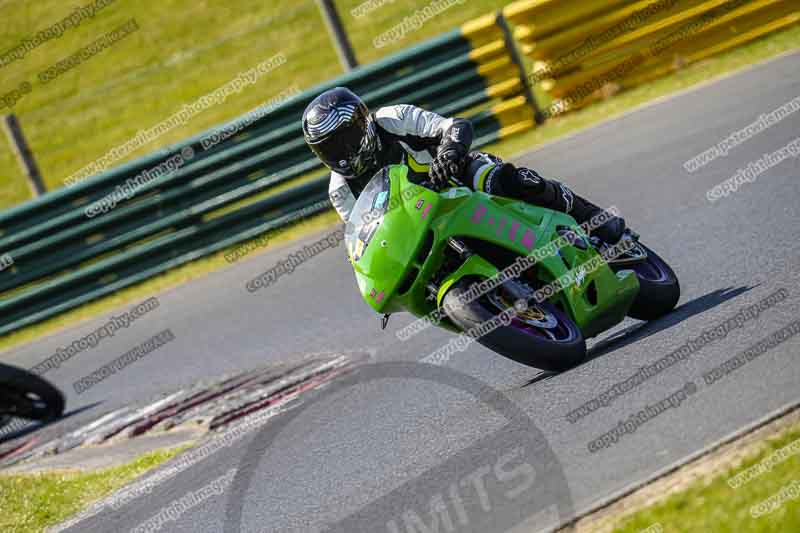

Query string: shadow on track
587 285 753 361
520 370 559 387
518 286 752 389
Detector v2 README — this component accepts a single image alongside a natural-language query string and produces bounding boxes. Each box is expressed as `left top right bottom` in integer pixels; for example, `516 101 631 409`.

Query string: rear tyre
0 363 65 423
615 242 680 321
441 278 587 371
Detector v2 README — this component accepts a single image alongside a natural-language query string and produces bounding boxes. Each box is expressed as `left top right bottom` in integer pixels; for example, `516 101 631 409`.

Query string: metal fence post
496 12 545 125
3 114 46 197
316 0 359 72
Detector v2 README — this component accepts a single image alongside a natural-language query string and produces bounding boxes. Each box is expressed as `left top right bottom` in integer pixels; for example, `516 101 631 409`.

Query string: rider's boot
568 193 627 244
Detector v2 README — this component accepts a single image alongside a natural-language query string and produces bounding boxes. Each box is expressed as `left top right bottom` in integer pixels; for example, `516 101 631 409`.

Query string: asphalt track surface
3 51 800 532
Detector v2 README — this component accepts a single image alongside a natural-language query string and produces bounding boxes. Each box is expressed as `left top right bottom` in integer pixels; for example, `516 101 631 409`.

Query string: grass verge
0 24 798 357
0 445 189 533
608 418 800 533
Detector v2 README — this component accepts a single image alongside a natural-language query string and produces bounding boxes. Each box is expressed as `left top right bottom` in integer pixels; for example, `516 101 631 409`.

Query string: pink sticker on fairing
509 221 521 241
521 229 536 250
421 204 432 219
495 218 507 236
369 288 385 303
471 205 488 224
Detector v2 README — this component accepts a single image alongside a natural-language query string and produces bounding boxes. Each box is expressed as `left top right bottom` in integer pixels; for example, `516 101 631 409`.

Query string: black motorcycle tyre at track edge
621 243 681 321
441 279 587 371
0 362 65 422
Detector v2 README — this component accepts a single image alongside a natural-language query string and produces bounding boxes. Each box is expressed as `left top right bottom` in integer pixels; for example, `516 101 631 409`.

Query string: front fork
430 237 532 309
429 238 496 307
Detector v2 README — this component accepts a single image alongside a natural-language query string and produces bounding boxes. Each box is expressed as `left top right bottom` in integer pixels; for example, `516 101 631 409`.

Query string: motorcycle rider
302 87 625 243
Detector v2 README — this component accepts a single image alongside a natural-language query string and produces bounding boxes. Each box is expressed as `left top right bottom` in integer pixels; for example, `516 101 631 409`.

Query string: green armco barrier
0 17 529 336
0 186 331 330
0 104 501 291
0 178 329 292
0 194 332 337
0 82 497 253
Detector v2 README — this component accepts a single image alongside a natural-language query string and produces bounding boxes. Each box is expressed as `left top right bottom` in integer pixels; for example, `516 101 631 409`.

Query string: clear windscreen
345 167 391 262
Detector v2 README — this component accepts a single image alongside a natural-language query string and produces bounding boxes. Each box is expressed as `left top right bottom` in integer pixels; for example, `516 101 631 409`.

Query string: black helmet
302 87 380 178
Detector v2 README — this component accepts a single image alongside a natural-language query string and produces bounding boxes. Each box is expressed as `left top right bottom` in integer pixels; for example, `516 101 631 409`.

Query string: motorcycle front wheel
441 278 587 371
0 363 65 423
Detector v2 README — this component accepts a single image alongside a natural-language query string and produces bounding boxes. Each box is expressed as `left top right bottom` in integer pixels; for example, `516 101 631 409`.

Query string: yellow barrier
499 0 800 119
549 0 795 93
505 0 635 40
453 0 798 128
460 11 541 133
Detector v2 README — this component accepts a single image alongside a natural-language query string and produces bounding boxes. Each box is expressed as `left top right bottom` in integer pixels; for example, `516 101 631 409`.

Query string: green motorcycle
345 164 680 371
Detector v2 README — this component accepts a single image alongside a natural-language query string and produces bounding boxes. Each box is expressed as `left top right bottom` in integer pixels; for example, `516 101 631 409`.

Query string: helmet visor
308 120 365 177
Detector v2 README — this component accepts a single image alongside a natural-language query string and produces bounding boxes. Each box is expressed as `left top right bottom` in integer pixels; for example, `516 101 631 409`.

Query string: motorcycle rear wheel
613 242 680 321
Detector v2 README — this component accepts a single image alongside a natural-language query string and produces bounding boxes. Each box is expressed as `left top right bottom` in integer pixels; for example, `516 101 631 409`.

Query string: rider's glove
429 143 467 189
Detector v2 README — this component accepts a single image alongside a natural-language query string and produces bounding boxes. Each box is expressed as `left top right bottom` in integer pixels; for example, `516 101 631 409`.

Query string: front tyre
0 363 65 423
614 242 680 321
441 278 587 371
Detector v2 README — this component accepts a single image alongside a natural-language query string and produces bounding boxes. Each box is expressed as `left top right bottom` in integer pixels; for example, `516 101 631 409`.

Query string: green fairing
346 164 639 338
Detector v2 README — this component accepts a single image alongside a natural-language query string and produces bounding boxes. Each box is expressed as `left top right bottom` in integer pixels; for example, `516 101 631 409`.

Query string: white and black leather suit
328 104 580 225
